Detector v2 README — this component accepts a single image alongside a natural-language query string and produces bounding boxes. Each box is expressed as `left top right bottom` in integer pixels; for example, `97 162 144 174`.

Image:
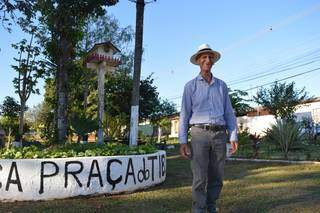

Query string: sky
1 0 320 110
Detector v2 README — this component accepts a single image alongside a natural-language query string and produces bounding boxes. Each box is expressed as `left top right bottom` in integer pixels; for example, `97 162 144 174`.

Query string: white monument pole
85 42 120 145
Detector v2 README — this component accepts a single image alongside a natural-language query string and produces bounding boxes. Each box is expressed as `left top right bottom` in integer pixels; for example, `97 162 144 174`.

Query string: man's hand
229 141 238 155
179 144 191 159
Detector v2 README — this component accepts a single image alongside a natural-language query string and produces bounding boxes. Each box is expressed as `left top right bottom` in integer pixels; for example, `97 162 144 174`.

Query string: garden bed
0 143 158 159
0 143 166 202
233 141 320 161
1 147 320 212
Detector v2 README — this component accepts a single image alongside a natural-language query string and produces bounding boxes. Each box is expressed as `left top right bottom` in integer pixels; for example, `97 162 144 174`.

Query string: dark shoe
207 207 218 213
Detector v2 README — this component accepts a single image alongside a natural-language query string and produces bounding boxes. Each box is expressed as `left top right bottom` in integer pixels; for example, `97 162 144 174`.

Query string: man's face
197 53 214 72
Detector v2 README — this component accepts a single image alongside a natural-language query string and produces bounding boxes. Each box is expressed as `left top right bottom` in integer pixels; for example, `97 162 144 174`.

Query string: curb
227 157 320 164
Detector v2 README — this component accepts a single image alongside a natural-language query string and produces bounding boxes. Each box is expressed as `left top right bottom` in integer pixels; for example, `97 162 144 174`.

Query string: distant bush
238 128 251 145
0 143 157 159
236 129 262 158
264 120 303 159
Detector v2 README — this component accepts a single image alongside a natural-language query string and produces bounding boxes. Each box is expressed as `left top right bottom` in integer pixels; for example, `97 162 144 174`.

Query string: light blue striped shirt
178 74 238 144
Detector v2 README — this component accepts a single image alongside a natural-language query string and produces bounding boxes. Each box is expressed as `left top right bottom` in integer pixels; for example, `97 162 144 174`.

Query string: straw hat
190 44 221 65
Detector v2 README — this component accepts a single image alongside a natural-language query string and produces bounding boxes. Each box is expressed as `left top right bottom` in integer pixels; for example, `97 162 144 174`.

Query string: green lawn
234 141 320 161
1 147 320 213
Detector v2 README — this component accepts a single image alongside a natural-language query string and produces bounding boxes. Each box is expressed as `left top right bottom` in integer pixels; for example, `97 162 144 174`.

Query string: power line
229 58 320 86
168 96 183 100
252 33 320 62
228 47 320 84
226 33 320 83
244 67 320 91
167 4 320 102
174 68 320 110
167 67 320 101
166 57 320 100
228 48 320 83
166 94 182 99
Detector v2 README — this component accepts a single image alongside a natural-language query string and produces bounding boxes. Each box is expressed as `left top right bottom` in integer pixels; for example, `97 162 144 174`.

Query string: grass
234 140 320 161
1 147 320 213
167 136 320 161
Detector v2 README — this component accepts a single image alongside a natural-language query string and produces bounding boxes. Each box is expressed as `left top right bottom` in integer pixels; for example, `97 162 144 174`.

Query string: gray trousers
190 126 227 213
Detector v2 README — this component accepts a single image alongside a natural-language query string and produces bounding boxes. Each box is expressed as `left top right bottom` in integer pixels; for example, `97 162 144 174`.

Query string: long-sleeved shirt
178 74 238 144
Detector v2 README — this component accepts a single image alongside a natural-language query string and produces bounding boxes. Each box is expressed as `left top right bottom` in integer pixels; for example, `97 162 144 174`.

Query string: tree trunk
129 0 145 146
157 126 162 143
18 33 34 140
18 99 26 137
97 67 106 144
284 152 288 160
56 33 70 144
150 125 156 141
105 112 109 139
7 127 12 148
83 83 89 110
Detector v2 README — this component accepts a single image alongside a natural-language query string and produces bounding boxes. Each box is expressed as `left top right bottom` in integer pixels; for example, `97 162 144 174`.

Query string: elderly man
179 44 238 213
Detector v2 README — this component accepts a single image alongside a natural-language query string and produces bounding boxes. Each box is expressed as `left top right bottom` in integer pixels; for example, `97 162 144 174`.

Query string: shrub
235 129 262 158
249 133 262 158
238 128 251 146
70 113 98 142
0 142 158 159
264 120 303 159
299 116 315 143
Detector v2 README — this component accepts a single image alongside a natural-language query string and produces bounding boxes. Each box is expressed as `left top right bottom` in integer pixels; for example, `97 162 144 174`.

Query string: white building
168 97 320 137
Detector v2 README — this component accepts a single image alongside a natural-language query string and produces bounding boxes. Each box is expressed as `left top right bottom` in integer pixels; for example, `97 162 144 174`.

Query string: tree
0 96 21 144
70 112 98 143
139 75 160 119
106 113 128 140
32 102 55 143
104 73 169 139
79 13 134 111
150 98 177 142
0 96 20 118
43 70 167 141
254 82 307 120
300 116 315 142
129 0 146 146
150 98 177 122
229 89 253 116
40 12 133 143
70 13 134 140
80 13 134 57
0 0 34 32
11 31 46 136
24 102 54 143
36 0 118 144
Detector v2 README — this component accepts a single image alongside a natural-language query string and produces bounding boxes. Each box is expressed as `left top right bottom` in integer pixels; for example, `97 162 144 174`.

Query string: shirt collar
197 73 215 85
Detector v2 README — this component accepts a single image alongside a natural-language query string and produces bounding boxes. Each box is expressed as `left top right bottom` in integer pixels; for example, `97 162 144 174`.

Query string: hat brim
190 49 221 65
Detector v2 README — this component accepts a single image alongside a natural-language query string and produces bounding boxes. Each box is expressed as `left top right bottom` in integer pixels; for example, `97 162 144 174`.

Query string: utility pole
129 0 155 146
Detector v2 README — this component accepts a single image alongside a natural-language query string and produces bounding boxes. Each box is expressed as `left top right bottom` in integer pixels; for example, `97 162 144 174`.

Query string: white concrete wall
169 119 179 138
295 101 320 123
0 151 166 202
168 100 320 137
238 102 320 135
237 115 276 136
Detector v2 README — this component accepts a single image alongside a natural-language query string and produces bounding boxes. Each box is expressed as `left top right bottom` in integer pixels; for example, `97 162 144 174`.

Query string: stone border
0 151 166 202
227 157 320 164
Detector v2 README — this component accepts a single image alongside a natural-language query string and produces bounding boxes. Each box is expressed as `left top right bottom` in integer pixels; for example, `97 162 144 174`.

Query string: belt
192 124 226 132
